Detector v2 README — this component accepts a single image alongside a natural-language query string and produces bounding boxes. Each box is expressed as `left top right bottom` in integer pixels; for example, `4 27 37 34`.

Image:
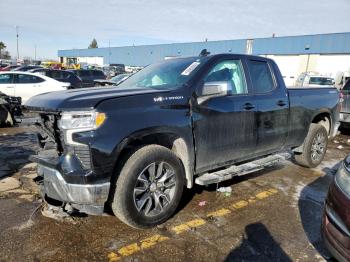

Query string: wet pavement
1 126 350 261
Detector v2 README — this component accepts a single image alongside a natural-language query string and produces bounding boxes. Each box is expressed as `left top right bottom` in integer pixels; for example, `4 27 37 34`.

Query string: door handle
6 86 14 88
277 100 287 107
243 103 255 110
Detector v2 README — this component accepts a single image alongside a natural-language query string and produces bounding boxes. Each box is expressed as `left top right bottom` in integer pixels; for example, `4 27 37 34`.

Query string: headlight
59 111 106 130
59 110 106 146
335 158 350 197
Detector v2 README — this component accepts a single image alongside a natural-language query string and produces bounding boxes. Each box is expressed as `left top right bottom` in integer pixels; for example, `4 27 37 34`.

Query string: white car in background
0 72 70 104
295 72 334 87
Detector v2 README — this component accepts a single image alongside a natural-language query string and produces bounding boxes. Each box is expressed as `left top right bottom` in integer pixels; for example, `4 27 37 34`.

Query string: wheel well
312 113 331 135
114 133 193 188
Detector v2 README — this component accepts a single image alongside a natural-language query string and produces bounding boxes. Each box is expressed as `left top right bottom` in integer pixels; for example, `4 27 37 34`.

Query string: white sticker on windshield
181 62 200 76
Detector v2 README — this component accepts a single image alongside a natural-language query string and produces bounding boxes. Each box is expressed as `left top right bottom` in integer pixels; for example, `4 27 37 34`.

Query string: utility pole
16 26 19 60
34 44 37 61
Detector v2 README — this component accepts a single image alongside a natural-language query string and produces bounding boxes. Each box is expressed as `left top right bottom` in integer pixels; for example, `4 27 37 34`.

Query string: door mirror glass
198 81 231 104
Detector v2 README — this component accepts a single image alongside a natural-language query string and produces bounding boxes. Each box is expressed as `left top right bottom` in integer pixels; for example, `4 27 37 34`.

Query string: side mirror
198 81 231 104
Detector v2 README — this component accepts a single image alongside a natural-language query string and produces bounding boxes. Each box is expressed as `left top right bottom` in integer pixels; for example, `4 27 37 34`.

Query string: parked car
340 79 350 128
0 72 70 103
0 65 20 71
29 68 83 89
93 73 131 86
13 65 43 72
322 155 350 262
68 69 106 87
295 72 334 87
0 91 21 126
25 53 339 229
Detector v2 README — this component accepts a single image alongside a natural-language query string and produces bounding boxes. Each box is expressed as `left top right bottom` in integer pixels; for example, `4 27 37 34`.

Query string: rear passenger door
14 74 45 103
246 59 289 154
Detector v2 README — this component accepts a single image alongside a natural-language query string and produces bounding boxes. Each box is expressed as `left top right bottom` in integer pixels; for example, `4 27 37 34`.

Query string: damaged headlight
59 110 106 146
335 156 350 197
59 111 106 130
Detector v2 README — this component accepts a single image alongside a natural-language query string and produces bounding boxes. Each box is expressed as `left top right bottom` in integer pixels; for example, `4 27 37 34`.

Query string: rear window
76 71 89 77
93 70 104 77
17 74 44 84
343 79 350 91
61 71 70 78
0 74 13 84
309 77 333 86
51 71 62 79
247 60 275 93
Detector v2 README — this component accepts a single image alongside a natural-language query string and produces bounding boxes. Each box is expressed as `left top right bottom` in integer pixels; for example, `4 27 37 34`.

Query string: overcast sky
1 0 350 59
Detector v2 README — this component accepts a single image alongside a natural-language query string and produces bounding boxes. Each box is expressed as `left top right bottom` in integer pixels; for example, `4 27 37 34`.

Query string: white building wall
267 54 350 86
76 57 104 66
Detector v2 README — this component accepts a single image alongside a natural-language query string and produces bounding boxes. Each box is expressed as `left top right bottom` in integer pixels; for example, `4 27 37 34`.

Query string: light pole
15 26 19 60
34 44 37 61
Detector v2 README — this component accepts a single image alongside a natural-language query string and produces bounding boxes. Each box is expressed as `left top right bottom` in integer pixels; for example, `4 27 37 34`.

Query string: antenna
199 49 210 56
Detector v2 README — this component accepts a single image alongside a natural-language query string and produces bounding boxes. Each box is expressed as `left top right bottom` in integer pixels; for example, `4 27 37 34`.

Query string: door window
93 70 104 77
16 74 44 84
0 74 13 84
78 71 90 77
247 60 275 93
204 60 248 95
51 71 63 79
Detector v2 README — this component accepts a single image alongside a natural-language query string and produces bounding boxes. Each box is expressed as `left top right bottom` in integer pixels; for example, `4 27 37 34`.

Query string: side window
17 74 44 84
247 60 275 93
204 60 248 95
93 70 104 77
78 71 89 77
0 74 13 84
61 72 70 78
51 71 62 79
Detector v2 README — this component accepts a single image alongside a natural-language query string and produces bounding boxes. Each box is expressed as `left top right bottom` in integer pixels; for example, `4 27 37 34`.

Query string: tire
0 105 14 127
294 123 328 168
112 145 185 229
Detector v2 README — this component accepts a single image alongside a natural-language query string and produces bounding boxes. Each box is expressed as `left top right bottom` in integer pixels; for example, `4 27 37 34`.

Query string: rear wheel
112 145 185 229
294 123 328 168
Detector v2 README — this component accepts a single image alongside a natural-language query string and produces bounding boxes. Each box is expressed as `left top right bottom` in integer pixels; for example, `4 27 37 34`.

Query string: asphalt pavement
0 126 349 261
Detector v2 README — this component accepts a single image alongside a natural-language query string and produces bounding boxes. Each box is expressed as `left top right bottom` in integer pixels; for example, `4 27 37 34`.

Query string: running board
195 153 290 186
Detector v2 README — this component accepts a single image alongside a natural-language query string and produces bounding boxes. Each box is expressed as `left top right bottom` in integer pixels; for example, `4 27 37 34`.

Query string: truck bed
287 87 339 145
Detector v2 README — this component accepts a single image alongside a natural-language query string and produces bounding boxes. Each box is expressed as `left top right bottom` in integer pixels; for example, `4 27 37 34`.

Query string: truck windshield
117 57 204 90
309 77 333 85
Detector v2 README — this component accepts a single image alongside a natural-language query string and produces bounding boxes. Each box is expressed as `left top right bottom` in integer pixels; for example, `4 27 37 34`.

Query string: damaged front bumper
32 155 110 215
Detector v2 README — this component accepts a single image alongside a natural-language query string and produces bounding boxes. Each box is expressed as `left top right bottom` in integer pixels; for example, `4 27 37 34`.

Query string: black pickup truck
25 53 340 228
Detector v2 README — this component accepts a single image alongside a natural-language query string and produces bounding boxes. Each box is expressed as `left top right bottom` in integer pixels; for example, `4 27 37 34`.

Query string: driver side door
192 58 257 173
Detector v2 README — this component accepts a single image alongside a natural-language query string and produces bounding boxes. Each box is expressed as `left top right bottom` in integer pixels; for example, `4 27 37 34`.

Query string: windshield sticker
181 62 200 76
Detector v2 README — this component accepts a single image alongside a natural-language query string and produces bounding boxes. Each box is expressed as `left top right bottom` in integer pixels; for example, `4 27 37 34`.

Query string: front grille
34 113 63 154
73 145 92 170
33 112 92 170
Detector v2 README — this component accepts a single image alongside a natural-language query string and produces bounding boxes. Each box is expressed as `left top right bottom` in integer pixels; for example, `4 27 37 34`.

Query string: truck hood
24 86 164 112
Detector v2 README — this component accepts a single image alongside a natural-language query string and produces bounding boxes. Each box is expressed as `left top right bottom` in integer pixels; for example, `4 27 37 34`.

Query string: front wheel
0 105 14 127
112 145 185 229
294 123 328 168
